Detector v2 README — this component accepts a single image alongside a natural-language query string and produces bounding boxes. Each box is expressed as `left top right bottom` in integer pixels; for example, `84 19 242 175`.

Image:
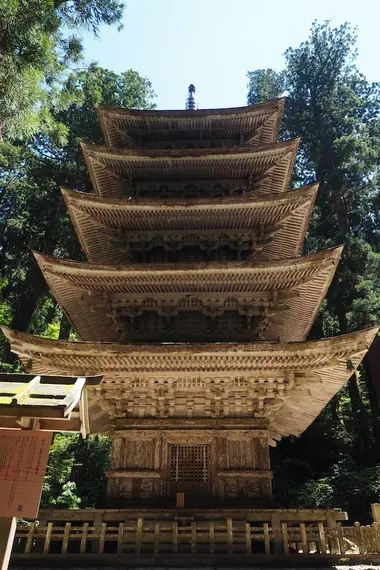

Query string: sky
82 0 380 110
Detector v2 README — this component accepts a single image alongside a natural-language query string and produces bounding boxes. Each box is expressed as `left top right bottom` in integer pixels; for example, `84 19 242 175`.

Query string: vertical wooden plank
245 523 252 554
25 522 36 554
263 523 270 555
80 522 89 554
61 522 71 554
336 522 345 555
354 521 364 554
99 522 107 554
227 518 233 555
372 522 380 553
281 523 289 555
191 522 197 554
271 512 282 554
91 512 102 554
172 522 178 554
43 523 53 554
300 523 308 554
135 517 143 555
318 522 327 555
116 522 124 555
209 523 215 554
154 523 160 556
326 512 338 554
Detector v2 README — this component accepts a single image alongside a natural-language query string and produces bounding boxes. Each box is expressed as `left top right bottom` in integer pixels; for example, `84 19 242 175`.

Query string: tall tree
247 21 380 512
1 65 156 363
0 0 124 141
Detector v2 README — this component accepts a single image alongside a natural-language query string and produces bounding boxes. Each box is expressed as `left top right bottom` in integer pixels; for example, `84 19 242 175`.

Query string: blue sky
82 0 379 110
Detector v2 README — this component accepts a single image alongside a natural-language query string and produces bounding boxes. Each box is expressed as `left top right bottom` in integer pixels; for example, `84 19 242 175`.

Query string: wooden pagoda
3 94 378 513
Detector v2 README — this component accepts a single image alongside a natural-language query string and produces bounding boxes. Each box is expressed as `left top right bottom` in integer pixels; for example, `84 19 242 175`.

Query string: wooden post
0 518 16 570
263 522 270 555
91 512 102 553
281 523 289 555
245 523 252 554
372 504 380 523
227 518 233 555
80 522 89 554
326 511 338 554
271 512 282 554
318 522 327 554
43 522 53 554
117 522 124 555
209 522 215 554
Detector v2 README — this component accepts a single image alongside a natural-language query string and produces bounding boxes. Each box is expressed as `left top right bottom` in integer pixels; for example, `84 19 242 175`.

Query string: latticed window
170 445 209 483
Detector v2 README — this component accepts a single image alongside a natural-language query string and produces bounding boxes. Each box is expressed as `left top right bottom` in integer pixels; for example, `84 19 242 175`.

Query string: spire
186 84 198 110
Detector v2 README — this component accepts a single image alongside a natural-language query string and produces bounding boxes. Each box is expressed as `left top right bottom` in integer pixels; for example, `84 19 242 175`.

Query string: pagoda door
169 444 211 500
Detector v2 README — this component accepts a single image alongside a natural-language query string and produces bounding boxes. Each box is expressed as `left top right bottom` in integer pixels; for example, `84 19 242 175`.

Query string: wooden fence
12 518 380 558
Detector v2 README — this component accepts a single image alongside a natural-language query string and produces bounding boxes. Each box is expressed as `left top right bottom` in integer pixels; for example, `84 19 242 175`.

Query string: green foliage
0 0 124 141
41 433 111 509
247 69 285 105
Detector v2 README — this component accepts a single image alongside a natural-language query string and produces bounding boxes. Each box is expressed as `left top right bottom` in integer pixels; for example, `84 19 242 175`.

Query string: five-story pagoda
3 86 378 510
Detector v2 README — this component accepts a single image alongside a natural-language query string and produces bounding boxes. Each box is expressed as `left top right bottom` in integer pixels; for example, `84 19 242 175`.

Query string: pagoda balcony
11 507 380 567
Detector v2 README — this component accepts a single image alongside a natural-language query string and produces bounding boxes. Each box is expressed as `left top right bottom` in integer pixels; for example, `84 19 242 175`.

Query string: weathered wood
263 522 270 555
154 523 160 555
172 522 178 554
245 523 252 554
43 523 53 554
227 518 233 555
61 522 71 554
99 522 107 553
300 522 308 553
337 522 345 554
354 521 364 554
209 522 215 554
80 522 89 554
25 522 36 554
318 521 327 554
135 517 143 555
191 522 197 554
281 522 289 555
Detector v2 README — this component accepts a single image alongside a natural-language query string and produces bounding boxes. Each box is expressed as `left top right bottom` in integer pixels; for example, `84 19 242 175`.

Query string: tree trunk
2 264 47 363
363 354 380 452
59 315 71 340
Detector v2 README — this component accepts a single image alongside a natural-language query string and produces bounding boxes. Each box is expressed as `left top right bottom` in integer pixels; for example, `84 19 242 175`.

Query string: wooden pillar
0 517 16 570
372 504 380 522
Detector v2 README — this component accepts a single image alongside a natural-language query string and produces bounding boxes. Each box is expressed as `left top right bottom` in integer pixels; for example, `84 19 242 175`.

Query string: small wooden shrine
3 89 378 512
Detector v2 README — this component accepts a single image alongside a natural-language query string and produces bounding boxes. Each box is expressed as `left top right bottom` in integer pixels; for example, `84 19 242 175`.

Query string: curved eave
32 247 342 343
2 326 378 438
81 139 299 198
62 184 318 263
97 98 285 148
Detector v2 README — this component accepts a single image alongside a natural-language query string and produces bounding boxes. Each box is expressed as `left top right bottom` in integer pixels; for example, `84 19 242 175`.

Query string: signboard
0 430 52 518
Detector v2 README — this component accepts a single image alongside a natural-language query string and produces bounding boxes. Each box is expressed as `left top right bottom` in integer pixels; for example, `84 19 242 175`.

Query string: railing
12 517 380 559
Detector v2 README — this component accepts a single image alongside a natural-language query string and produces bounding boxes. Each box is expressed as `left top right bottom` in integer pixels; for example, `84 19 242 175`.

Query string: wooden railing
12 517 380 559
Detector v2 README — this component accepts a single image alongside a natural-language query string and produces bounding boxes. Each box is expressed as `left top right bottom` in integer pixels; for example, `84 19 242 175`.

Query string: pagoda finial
186 84 198 110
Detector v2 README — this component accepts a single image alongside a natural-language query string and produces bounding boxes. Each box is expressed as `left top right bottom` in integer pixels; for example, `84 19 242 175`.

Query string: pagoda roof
62 184 318 264
2 327 377 438
81 139 299 198
97 98 285 148
33 247 342 343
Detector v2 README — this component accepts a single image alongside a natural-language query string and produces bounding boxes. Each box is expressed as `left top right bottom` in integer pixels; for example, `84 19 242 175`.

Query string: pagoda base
107 422 273 505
